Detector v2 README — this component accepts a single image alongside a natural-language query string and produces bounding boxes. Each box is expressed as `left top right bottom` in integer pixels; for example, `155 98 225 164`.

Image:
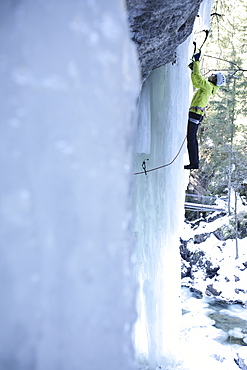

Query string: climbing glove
188 51 201 70
193 52 201 61
188 62 194 70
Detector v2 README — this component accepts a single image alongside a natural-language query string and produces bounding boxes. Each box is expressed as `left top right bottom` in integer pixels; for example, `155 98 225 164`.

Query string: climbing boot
184 163 199 170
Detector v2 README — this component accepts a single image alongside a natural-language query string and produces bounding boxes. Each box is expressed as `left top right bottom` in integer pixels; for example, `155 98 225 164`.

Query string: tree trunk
235 190 239 259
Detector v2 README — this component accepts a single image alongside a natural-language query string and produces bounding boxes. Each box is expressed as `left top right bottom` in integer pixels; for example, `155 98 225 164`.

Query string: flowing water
181 286 247 347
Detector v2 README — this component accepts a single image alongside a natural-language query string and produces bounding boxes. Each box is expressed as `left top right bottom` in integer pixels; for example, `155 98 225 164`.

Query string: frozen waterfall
0 1 139 369
133 0 213 367
133 39 191 368
0 0 213 369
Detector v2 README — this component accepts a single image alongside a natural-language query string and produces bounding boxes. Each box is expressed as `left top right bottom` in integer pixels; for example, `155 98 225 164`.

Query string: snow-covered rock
235 347 247 369
181 211 247 305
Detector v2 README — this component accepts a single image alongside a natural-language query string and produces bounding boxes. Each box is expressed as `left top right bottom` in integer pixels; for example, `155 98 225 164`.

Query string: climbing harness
190 106 205 113
133 135 187 176
188 117 201 125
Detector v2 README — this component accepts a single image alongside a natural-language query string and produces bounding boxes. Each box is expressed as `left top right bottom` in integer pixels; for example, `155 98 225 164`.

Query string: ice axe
193 29 209 56
188 30 209 69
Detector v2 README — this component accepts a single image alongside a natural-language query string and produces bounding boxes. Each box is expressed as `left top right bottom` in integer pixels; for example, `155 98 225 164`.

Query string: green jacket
189 61 219 116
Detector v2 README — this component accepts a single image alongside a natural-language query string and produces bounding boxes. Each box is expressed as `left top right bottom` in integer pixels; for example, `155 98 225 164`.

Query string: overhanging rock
126 0 203 80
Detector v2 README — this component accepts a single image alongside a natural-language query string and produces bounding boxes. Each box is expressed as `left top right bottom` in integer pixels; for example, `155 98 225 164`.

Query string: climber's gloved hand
193 51 201 61
188 62 194 70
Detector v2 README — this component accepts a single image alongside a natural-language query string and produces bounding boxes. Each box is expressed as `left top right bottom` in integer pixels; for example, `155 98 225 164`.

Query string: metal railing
184 193 227 212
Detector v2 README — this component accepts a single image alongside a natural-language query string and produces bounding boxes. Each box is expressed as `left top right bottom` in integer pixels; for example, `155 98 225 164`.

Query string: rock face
126 0 203 80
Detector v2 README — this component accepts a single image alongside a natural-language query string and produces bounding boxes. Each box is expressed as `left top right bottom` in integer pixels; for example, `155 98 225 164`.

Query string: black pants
187 111 203 165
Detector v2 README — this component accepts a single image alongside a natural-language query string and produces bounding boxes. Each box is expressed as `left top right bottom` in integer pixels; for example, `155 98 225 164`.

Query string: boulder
205 260 220 278
194 232 210 244
205 284 222 297
181 259 192 278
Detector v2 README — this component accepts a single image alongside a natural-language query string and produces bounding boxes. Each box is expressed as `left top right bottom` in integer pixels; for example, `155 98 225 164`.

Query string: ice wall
198 0 213 29
0 1 139 369
133 39 191 368
133 1 213 367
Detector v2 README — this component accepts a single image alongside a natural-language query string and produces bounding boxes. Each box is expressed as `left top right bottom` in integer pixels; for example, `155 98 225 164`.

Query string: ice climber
184 51 225 170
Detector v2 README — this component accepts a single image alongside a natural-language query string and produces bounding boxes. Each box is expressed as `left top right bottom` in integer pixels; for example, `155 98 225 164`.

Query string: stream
181 286 247 345
180 287 247 369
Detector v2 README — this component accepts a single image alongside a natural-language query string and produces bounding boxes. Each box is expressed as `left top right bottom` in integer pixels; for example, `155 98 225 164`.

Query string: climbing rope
133 135 187 175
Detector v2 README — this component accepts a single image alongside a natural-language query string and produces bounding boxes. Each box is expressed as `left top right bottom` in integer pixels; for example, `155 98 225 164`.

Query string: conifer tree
187 0 247 211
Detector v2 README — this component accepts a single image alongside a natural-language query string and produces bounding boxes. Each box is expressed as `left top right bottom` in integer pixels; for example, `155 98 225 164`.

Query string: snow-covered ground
179 210 247 370
136 208 247 369
181 212 247 304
